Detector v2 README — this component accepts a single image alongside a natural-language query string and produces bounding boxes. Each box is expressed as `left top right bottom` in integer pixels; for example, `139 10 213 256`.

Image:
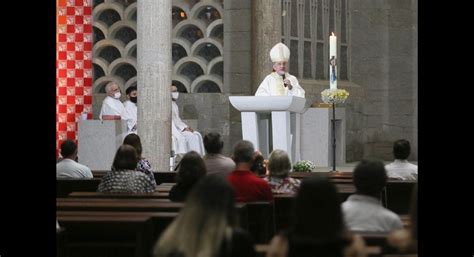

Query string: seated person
203 132 235 178
56 139 93 179
263 149 301 194
250 150 266 176
385 139 417 180
98 144 155 193
227 140 273 202
342 159 403 233
169 151 207 202
255 42 305 97
123 133 157 187
99 81 128 121
123 85 138 134
266 175 367 257
171 85 205 156
154 176 256 257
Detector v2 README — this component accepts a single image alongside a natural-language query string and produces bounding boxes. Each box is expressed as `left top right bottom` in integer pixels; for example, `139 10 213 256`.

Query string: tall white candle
329 32 337 89
330 32 337 58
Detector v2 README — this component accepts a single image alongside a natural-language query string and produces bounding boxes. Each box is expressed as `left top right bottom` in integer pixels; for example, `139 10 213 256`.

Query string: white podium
301 107 346 167
78 120 128 170
229 96 306 162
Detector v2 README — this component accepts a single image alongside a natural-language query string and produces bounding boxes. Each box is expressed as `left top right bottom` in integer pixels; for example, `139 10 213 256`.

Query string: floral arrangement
293 160 316 172
321 88 350 104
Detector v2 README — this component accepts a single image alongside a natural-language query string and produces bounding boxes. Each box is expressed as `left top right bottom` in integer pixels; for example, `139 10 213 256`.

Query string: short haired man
56 140 93 179
342 159 403 232
227 140 273 202
203 132 235 178
123 85 138 133
385 139 418 180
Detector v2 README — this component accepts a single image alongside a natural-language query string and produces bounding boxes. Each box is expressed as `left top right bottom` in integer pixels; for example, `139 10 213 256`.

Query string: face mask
130 96 137 103
171 92 179 100
114 92 121 99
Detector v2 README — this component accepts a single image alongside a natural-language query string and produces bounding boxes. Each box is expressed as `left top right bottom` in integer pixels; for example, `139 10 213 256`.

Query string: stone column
137 0 171 171
251 0 281 94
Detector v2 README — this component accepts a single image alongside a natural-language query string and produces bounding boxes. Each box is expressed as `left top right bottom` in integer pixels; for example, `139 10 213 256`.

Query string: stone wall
349 0 417 161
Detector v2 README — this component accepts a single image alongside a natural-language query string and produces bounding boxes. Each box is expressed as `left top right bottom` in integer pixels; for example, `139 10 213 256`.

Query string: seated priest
99 81 129 121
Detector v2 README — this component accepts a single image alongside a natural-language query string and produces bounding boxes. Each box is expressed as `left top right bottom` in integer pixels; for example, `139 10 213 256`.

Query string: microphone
281 73 287 87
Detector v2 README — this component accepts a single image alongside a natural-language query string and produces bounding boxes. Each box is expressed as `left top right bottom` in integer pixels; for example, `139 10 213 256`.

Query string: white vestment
123 100 137 134
99 96 128 120
255 72 305 98
171 101 205 155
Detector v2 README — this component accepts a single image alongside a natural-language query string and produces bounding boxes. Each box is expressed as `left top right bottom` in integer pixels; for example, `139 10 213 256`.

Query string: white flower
321 89 349 104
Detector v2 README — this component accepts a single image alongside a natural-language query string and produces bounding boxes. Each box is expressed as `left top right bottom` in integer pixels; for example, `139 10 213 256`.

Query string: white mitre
270 42 290 62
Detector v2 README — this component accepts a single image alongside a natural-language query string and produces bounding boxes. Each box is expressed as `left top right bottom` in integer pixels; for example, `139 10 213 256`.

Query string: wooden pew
245 201 275 244
57 178 102 197
93 170 177 184
57 212 156 257
68 191 169 199
57 198 184 212
383 181 416 214
58 210 178 244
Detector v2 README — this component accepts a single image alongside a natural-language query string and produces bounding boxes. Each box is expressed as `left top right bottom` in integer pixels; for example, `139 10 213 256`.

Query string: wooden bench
57 198 184 212
57 212 155 257
57 210 178 247
68 191 170 199
57 178 102 197
93 170 177 184
383 181 416 214
244 201 275 244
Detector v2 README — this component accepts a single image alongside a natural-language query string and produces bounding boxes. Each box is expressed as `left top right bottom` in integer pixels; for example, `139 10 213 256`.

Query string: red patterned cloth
56 0 92 157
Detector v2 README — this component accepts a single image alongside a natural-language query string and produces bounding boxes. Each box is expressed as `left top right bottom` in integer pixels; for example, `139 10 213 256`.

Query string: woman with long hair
266 175 367 257
123 133 157 186
154 175 256 257
169 151 207 201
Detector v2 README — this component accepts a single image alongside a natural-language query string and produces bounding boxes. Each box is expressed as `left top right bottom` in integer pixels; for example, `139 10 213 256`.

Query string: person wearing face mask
255 42 305 98
123 85 138 134
99 81 128 121
171 85 205 156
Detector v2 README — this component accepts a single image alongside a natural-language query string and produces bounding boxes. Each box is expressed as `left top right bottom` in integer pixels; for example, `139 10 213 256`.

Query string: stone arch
125 76 137 90
173 20 206 43
93 39 126 59
124 39 137 58
189 1 223 21
108 20 137 45
93 2 124 26
174 56 207 76
93 76 125 94
206 56 223 75
124 2 137 21
172 74 192 93
108 57 137 81
206 19 223 38
191 38 223 61
191 74 223 93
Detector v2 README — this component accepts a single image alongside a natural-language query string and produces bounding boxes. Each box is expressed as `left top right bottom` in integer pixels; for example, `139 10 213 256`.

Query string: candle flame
331 32 335 36
180 11 185 18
